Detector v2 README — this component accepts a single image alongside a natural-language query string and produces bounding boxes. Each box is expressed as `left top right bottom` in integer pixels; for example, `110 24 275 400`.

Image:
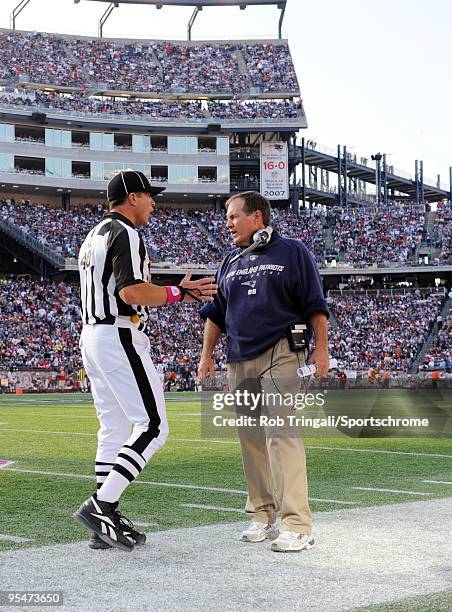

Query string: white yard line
5 467 247 495
132 521 159 528
352 487 431 496
180 504 243 514
0 534 33 543
305 445 452 459
309 497 355 505
2 428 451 459
4 467 356 505
422 479 452 485
0 428 95 436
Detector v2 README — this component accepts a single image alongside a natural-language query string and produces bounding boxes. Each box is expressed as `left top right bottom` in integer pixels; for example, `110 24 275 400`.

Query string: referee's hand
180 271 218 303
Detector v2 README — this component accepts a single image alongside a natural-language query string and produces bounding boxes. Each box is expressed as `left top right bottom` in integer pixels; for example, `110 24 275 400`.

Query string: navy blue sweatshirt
200 231 329 362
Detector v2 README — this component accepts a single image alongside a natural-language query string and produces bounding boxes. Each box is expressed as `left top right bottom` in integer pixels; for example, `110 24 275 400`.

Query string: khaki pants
228 337 312 534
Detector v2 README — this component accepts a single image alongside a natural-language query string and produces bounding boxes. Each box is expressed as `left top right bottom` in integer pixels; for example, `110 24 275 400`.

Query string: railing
0 102 303 126
0 217 65 268
327 287 446 297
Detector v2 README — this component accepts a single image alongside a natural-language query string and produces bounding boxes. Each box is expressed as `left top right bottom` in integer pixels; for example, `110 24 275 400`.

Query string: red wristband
165 286 183 304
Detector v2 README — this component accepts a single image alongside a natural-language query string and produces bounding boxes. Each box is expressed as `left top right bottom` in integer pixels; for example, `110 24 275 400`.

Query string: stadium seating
328 290 445 372
0 91 300 121
327 205 426 266
0 30 299 95
3 199 450 267
0 278 446 376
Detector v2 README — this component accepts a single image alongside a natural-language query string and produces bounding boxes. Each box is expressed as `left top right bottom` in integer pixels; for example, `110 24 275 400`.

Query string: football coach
198 191 329 553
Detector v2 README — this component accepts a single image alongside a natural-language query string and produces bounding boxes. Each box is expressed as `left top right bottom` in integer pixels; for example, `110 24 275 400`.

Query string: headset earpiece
252 226 273 244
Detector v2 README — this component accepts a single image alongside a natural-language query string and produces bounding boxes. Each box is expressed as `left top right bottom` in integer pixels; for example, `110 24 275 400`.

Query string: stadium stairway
410 297 450 373
193 217 225 254
148 47 164 78
59 40 92 84
426 209 437 235
416 208 441 263
0 217 64 269
324 218 335 252
233 49 249 77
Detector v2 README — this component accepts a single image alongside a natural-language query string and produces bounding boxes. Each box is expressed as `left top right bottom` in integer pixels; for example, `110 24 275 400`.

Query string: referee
74 170 217 551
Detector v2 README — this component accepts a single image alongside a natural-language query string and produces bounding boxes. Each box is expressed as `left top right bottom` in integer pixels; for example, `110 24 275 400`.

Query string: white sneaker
240 520 279 543
271 530 315 552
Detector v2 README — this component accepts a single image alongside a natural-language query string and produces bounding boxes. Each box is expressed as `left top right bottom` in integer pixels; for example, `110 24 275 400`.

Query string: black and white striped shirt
79 211 150 328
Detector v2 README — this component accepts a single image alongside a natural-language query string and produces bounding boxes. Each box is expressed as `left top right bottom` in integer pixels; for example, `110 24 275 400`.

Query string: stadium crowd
327 205 426 266
0 198 102 258
0 278 226 385
242 43 299 92
3 199 452 266
420 306 452 372
0 30 84 86
328 291 445 372
0 278 82 371
0 91 299 121
209 99 298 119
0 30 298 94
1 278 448 380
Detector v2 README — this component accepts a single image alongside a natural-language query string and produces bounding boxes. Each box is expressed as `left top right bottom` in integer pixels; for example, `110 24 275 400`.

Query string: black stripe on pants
117 327 161 460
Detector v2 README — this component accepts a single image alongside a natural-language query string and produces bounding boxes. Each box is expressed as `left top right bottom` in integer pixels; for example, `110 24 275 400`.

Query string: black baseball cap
107 170 166 202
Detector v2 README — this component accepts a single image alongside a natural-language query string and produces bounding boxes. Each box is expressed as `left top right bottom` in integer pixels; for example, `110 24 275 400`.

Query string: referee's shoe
88 506 146 550
74 494 135 551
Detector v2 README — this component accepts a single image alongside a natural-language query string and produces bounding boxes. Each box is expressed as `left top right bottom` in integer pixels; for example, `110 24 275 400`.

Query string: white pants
80 323 169 485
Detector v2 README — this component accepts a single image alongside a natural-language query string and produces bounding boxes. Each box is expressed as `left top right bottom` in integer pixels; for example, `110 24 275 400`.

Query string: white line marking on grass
47 415 96 419
132 521 159 527
180 504 243 514
0 422 8 425
176 438 240 445
353 487 431 496
0 428 95 436
0 460 15 469
5 466 354 506
4 468 248 495
306 445 452 459
309 498 355 505
422 480 452 485
0 534 33 543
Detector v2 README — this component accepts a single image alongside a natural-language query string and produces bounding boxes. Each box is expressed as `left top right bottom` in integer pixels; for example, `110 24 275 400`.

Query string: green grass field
1 391 451 555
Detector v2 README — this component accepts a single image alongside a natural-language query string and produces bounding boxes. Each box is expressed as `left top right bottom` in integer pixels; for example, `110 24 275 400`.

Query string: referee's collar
103 211 135 229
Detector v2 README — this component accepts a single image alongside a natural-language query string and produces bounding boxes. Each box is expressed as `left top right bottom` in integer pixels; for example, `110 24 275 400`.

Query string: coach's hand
180 271 218 303
198 357 216 383
308 347 329 378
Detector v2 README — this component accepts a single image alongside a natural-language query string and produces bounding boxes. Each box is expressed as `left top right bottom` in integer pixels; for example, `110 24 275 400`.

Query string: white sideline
422 479 452 485
4 467 247 495
305 444 452 459
3 467 356 505
2 427 452 458
0 534 33 543
180 504 243 514
353 486 431 496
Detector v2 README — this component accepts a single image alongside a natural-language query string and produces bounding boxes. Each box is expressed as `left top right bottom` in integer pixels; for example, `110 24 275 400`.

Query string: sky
0 0 451 190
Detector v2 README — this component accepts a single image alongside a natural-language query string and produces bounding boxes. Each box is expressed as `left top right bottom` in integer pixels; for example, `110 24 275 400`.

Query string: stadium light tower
77 0 287 39
10 0 33 30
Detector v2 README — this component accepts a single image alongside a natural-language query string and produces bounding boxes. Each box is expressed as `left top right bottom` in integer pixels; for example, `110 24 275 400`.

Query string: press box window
198 167 217 183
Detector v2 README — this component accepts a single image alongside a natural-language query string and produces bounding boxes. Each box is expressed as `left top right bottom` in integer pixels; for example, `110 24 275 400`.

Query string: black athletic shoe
88 514 146 550
117 511 147 546
74 494 134 552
